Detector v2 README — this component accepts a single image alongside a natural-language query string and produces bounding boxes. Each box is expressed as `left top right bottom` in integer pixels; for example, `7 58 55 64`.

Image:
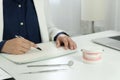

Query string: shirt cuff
54 32 69 41
0 40 7 53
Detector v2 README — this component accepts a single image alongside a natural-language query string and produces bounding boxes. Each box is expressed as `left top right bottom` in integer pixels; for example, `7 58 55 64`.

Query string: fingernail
71 47 73 50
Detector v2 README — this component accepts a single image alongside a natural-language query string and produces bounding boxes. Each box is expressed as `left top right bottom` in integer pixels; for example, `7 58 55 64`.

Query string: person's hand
1 38 36 55
56 34 77 50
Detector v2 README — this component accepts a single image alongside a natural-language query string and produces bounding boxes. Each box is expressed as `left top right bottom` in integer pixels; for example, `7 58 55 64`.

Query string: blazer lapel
33 0 49 42
0 0 3 41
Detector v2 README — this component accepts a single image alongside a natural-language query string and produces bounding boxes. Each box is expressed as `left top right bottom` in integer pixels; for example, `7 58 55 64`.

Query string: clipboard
0 42 77 64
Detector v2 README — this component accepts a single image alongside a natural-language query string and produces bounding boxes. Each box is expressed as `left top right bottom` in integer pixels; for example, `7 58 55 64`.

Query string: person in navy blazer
0 0 77 54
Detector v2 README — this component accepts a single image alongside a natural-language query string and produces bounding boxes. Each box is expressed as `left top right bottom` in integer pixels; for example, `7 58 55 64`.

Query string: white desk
0 30 120 80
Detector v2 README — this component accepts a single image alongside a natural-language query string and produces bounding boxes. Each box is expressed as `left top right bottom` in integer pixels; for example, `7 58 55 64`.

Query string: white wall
80 0 120 33
46 0 81 36
45 0 119 36
94 0 116 32
115 0 120 31
94 0 120 33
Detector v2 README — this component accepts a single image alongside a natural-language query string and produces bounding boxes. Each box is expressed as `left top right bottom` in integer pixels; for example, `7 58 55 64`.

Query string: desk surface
0 30 120 80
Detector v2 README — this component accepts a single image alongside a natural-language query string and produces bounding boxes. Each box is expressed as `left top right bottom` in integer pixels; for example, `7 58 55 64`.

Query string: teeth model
81 49 103 64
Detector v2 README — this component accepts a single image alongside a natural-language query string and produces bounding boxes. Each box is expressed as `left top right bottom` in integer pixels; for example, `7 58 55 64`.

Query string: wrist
54 32 69 41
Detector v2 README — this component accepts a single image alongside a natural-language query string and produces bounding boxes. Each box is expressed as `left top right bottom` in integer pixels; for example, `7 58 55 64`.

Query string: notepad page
0 42 77 64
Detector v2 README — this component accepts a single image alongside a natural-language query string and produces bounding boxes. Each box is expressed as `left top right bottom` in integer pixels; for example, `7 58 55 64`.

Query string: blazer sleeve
0 40 6 52
47 25 66 41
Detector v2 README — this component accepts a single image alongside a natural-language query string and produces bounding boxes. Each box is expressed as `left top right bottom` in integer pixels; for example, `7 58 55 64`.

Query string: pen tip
37 47 42 50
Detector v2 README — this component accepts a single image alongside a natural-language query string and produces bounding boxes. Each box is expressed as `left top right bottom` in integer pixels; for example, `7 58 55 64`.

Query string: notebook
92 35 120 51
0 42 77 64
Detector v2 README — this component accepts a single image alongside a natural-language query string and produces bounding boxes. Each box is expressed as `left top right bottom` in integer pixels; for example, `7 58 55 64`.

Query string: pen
15 35 42 51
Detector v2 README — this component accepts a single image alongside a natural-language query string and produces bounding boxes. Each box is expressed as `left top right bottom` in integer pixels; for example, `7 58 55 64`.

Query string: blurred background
44 0 120 36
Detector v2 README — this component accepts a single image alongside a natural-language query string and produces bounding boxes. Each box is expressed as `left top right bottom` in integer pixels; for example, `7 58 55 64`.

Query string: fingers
1 38 37 55
56 39 61 48
68 38 77 50
17 37 37 49
62 37 76 50
11 47 28 55
62 37 69 49
56 35 77 50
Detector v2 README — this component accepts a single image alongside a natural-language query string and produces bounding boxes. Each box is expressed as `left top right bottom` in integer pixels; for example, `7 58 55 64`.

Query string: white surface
0 30 120 80
0 67 13 80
